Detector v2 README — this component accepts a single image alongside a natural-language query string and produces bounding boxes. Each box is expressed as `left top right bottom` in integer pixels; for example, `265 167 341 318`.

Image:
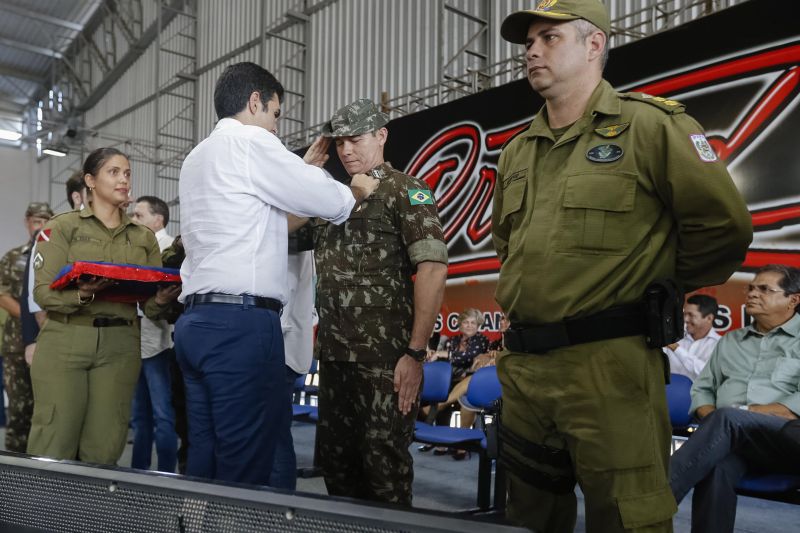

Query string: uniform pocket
342 195 390 244
556 171 637 254
616 485 677 529
339 285 405 342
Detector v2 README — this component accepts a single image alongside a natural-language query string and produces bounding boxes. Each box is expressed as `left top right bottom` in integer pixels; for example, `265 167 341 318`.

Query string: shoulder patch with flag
37 229 52 242
408 189 434 205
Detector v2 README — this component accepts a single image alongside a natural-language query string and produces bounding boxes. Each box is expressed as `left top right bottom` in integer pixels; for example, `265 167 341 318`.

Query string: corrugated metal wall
34 0 747 217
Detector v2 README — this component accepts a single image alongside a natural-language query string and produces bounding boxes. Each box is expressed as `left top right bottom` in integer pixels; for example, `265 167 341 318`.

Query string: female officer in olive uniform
28 147 180 465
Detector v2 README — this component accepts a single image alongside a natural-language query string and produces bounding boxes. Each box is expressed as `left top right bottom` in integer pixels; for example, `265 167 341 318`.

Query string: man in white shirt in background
663 294 721 380
175 61 379 485
130 196 178 472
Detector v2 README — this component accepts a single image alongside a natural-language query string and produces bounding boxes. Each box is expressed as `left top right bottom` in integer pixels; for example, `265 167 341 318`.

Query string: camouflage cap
501 0 611 44
25 202 54 219
321 98 389 138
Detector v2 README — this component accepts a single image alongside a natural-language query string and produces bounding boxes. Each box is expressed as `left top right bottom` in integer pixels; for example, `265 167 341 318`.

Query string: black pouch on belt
643 279 684 349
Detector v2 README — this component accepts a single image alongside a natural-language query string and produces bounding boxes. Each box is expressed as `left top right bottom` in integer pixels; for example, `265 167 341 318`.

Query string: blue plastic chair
414 365 503 510
736 474 800 504
421 361 452 403
665 373 693 431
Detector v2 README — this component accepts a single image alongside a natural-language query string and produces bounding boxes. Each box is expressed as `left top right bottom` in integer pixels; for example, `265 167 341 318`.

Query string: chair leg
477 451 492 509
493 459 507 511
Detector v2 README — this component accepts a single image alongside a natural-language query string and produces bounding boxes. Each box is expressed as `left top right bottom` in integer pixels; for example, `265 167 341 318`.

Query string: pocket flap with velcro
563 171 636 212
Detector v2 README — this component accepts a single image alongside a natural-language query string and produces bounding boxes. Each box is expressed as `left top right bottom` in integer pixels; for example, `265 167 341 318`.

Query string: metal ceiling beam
0 64 45 84
77 0 184 112
0 35 63 59
0 1 84 32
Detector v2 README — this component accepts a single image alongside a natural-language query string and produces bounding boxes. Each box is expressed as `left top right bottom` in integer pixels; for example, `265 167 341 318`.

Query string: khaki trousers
27 318 140 464
497 335 677 533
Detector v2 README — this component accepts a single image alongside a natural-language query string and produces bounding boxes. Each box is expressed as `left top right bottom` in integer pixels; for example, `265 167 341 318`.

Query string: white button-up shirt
141 228 175 359
663 329 721 380
178 118 354 304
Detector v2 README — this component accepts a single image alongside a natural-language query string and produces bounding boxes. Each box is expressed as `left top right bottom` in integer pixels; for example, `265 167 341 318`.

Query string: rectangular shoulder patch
690 134 718 162
408 189 434 205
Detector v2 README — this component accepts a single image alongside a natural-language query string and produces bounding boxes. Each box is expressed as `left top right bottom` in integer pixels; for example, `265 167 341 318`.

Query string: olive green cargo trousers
27 318 141 465
497 335 677 532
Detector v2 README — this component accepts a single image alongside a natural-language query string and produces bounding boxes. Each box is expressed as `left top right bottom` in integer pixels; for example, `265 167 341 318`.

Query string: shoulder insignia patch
594 123 629 138
408 189 434 205
33 252 44 270
690 134 718 162
621 92 686 114
36 229 52 242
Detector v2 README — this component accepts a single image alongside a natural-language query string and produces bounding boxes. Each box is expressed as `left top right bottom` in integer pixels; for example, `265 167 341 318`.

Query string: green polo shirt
691 313 800 416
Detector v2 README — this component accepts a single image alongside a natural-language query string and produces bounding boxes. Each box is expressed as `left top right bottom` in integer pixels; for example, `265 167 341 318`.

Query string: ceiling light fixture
42 145 68 157
0 129 22 141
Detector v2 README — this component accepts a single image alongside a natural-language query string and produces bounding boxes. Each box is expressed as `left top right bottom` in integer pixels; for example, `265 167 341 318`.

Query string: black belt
48 313 134 328
505 303 646 354
185 293 283 313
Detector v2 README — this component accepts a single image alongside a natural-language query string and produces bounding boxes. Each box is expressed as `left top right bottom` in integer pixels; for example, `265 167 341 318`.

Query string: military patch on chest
33 252 44 270
36 229 51 242
594 123 629 138
586 144 623 163
689 134 718 162
408 189 433 205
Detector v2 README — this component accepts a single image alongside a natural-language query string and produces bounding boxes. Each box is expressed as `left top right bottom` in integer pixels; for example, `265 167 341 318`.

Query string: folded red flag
50 261 181 304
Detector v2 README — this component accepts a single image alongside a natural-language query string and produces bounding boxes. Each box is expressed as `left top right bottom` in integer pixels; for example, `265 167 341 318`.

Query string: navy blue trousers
131 348 178 472
174 302 287 485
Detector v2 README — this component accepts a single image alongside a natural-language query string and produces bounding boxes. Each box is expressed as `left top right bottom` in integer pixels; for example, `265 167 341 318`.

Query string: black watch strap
405 347 427 361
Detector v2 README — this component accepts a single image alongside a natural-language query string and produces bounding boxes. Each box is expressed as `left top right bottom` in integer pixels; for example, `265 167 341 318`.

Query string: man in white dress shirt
175 62 379 485
663 294 720 380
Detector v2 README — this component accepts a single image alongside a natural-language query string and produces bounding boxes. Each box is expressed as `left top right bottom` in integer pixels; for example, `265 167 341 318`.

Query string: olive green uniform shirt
493 80 753 324
33 205 167 321
0 242 31 353
314 163 448 363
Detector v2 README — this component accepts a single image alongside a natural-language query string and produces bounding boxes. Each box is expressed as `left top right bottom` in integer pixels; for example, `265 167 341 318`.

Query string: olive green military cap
501 0 611 44
25 202 54 219
322 98 389 138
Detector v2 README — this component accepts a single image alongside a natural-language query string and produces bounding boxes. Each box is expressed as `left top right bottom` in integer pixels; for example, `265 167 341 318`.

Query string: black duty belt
185 293 283 313
48 313 134 328
505 303 646 354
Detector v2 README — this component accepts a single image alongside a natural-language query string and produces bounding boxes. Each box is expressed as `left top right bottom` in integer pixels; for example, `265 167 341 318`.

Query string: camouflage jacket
313 163 447 363
0 242 32 353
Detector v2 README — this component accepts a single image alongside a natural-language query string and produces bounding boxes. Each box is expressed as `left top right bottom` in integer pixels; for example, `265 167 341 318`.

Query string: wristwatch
404 347 427 362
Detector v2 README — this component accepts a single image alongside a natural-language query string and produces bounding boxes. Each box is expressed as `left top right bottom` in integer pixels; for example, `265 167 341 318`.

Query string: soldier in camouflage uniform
313 98 448 505
0 202 53 452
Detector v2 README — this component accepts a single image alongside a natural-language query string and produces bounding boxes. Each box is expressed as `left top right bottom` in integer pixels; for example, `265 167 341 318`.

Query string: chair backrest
465 366 502 409
421 361 452 403
294 373 307 392
666 373 693 428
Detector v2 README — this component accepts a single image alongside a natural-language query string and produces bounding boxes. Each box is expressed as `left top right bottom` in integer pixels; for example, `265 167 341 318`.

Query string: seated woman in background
423 308 490 459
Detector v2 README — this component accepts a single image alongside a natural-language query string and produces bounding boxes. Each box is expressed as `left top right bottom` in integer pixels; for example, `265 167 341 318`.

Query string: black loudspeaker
0 453 524 533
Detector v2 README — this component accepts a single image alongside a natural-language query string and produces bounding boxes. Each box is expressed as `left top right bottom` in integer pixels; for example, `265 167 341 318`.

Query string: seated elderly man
670 264 800 533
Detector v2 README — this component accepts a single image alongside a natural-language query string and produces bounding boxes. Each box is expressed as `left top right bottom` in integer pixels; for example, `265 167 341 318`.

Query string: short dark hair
136 195 170 227
213 62 284 120
83 147 128 179
756 265 800 311
65 170 87 208
687 294 718 319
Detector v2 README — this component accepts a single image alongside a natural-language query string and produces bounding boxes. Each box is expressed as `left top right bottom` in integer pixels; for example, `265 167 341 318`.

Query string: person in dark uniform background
492 1 753 531
28 147 180 465
0 201 53 452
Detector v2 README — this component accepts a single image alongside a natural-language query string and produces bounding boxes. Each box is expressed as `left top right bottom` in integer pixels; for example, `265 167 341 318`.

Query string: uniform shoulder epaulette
501 120 534 151
620 92 686 115
49 211 76 221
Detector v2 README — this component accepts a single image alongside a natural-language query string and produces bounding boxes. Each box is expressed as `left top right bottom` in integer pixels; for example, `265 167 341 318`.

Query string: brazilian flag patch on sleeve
408 189 434 205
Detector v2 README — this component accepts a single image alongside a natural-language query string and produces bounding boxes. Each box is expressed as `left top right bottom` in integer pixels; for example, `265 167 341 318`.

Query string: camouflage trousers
2 350 33 453
317 360 418 506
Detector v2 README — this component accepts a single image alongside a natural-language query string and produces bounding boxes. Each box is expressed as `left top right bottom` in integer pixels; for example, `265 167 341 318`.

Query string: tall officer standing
493 1 753 531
